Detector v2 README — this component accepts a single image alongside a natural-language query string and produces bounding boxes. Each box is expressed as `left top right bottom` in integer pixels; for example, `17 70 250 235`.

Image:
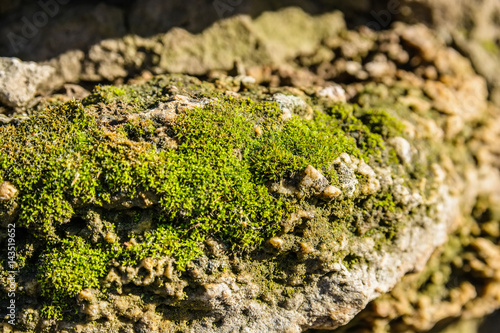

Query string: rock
0 57 54 108
334 161 358 197
0 5 500 333
322 185 342 198
361 178 381 196
268 237 284 249
357 161 376 178
317 84 347 103
0 181 17 201
272 93 312 120
388 136 412 164
0 71 466 332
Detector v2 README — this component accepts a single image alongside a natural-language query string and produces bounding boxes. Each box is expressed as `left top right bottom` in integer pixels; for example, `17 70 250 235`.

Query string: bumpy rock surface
1 6 500 333
0 57 54 108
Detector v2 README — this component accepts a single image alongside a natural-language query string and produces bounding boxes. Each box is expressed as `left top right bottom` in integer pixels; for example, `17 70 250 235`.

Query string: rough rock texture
390 0 500 106
0 5 499 333
0 57 54 108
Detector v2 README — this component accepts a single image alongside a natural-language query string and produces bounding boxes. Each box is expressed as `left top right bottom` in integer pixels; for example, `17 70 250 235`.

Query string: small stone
335 162 358 197
78 289 97 303
304 165 322 181
299 242 315 254
345 61 362 75
281 108 292 120
254 125 263 137
238 75 256 88
269 180 298 197
140 257 155 271
272 93 311 119
318 84 346 103
104 232 117 244
83 303 101 319
339 152 352 165
388 137 412 164
300 165 329 192
357 161 376 178
365 54 396 78
0 181 18 201
204 283 232 300
268 237 284 249
322 185 342 198
0 57 55 108
361 179 381 195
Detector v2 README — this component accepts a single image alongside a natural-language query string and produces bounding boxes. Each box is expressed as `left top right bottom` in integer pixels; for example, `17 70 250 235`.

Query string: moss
37 236 109 317
342 253 361 269
120 117 156 141
117 225 202 271
326 103 391 163
373 192 397 213
247 109 359 182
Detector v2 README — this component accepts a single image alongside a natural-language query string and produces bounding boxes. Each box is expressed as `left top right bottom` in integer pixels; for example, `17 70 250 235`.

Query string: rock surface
0 57 54 108
0 4 499 333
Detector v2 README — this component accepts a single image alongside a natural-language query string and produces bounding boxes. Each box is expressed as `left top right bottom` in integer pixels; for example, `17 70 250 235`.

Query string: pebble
322 185 342 198
388 137 412 164
335 162 358 197
0 57 55 108
272 93 310 119
268 237 284 249
318 84 346 103
0 181 18 201
300 165 329 192
361 179 381 195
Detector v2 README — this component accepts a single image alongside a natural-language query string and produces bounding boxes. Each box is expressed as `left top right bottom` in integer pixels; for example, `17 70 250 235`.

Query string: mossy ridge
0 75 408 321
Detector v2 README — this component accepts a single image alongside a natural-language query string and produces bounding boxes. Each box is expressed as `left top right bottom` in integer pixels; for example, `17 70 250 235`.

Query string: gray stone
0 57 54 108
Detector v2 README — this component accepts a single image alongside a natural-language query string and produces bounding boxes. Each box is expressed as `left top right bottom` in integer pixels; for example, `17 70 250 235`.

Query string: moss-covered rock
0 69 458 332
1 7 499 333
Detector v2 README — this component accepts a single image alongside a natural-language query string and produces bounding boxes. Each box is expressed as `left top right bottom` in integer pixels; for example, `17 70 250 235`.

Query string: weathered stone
0 57 54 108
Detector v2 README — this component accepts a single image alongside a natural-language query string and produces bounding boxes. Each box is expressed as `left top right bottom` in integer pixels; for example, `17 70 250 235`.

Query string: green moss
326 103 395 163
41 305 63 321
342 253 361 269
120 117 156 141
481 39 500 56
37 236 109 302
373 192 397 213
248 110 359 182
117 225 202 271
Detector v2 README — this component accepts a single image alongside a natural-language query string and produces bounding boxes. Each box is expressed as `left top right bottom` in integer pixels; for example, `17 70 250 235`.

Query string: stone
388 136 412 164
322 185 342 198
0 181 17 201
317 84 347 103
0 57 54 108
272 93 312 120
299 165 330 193
335 162 358 197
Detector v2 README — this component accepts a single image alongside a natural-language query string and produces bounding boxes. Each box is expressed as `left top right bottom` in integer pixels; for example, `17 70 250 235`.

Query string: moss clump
37 236 109 302
117 225 202 270
326 103 398 162
248 111 358 182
